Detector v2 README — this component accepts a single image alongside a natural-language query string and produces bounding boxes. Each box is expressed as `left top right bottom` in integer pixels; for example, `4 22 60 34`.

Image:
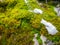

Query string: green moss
0 0 60 45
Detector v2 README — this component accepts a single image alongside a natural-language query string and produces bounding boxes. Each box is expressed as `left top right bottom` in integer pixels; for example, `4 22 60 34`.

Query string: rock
41 19 58 35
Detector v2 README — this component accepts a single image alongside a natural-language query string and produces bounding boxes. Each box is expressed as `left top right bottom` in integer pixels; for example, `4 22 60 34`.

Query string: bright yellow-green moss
0 0 60 45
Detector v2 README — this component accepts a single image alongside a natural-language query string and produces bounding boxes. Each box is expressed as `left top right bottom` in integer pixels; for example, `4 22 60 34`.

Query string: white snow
54 7 58 13
41 19 58 35
28 8 43 14
40 35 54 45
40 35 47 45
33 33 39 45
24 0 28 3
46 40 53 45
54 7 60 16
33 8 43 14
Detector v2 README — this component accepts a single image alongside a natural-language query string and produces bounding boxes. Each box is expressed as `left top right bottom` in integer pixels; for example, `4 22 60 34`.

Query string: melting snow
33 33 39 45
33 8 43 14
40 35 54 45
40 35 47 45
41 19 58 35
46 40 53 45
24 0 28 3
54 7 60 16
29 8 43 14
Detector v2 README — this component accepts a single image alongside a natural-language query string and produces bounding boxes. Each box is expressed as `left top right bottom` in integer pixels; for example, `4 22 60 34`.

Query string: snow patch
24 0 28 3
29 8 43 14
33 33 39 45
40 35 47 45
41 19 58 35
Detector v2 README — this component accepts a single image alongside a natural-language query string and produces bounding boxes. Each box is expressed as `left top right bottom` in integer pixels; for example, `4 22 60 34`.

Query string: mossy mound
0 0 60 45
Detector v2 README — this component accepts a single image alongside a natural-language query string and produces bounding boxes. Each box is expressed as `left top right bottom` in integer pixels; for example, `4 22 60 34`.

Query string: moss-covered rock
0 0 60 45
